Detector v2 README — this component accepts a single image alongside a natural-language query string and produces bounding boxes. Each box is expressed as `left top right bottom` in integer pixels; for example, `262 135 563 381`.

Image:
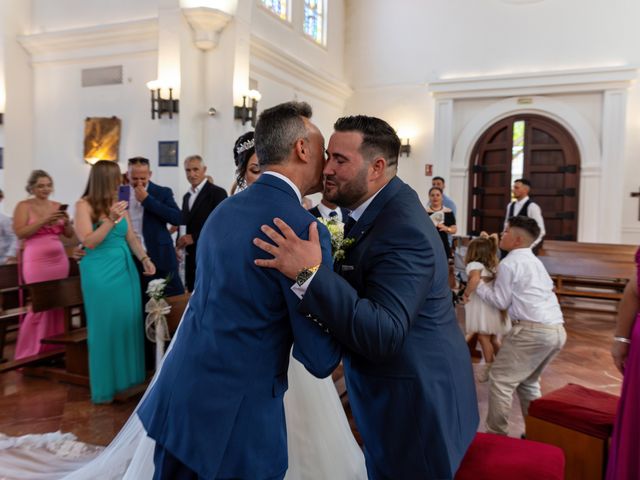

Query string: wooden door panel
469 114 580 240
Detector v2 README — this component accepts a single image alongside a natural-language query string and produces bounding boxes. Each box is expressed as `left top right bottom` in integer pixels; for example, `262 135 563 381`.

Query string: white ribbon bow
145 297 172 369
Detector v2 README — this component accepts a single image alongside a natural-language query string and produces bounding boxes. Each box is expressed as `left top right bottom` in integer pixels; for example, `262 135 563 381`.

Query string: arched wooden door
467 114 580 240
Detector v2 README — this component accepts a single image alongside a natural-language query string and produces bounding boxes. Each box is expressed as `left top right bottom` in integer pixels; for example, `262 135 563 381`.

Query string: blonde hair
26 170 52 194
465 235 499 271
83 161 122 223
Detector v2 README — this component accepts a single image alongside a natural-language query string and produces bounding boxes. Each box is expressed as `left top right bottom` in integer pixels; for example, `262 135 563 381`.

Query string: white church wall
344 0 640 243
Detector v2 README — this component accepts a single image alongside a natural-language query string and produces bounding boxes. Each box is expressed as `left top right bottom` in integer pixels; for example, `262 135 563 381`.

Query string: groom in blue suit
137 102 341 480
256 116 479 479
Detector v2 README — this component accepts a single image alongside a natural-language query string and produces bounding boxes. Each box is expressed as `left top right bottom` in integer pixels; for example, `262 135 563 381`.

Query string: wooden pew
538 240 636 311
0 263 28 362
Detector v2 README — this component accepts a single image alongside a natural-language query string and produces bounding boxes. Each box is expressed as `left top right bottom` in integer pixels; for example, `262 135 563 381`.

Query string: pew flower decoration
145 277 172 368
317 218 355 262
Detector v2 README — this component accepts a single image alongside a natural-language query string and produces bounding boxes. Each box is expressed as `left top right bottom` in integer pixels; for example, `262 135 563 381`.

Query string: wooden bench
0 263 29 362
538 240 636 312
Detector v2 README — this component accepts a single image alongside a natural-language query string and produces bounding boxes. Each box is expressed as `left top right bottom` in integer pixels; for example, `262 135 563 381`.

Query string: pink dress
14 211 69 360
606 247 640 480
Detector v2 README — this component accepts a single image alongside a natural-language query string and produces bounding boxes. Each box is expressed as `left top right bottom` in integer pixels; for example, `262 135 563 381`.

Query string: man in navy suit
255 116 479 479
307 194 349 223
177 155 228 292
127 157 184 297
137 102 341 480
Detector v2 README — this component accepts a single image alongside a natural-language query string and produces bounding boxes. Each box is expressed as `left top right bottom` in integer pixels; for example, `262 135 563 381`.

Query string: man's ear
370 156 387 179
294 138 307 163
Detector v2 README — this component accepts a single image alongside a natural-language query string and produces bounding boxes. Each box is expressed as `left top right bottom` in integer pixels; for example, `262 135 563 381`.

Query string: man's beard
324 166 368 210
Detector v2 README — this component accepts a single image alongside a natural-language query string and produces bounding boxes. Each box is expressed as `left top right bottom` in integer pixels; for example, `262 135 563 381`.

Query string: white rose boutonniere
317 217 355 262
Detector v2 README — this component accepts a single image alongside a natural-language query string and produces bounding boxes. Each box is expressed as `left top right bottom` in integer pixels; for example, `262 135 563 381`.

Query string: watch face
296 269 313 286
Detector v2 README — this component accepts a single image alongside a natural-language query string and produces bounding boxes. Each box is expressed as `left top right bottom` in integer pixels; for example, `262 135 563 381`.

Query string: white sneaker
476 363 492 383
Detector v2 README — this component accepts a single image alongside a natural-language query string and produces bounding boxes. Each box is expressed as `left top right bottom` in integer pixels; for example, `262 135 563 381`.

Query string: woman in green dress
74 160 156 403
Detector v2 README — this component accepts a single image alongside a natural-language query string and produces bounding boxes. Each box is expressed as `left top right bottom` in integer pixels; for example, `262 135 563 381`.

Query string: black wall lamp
400 138 411 157
146 81 179 120
234 90 261 127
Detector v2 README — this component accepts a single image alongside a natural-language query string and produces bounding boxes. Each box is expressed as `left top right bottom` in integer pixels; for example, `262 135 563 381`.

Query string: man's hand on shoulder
254 218 322 280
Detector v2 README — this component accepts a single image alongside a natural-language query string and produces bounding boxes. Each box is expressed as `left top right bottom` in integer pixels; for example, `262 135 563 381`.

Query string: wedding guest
426 186 457 258
231 130 261 195
177 155 227 292
0 189 17 263
432 176 457 215
607 246 640 480
75 160 155 403
12 171 72 359
475 216 565 435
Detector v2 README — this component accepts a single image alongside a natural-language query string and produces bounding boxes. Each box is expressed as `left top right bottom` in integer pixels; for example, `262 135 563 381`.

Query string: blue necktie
329 211 338 219
344 216 356 236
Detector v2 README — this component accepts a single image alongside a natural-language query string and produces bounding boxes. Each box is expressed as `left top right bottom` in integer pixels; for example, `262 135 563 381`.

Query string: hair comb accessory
235 138 255 156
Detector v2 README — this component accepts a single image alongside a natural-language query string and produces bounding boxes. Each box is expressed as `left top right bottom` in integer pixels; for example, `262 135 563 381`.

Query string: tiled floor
0 302 623 447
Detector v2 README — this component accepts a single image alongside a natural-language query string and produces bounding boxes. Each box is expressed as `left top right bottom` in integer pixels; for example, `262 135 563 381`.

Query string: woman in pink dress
607 247 640 479
12 170 73 359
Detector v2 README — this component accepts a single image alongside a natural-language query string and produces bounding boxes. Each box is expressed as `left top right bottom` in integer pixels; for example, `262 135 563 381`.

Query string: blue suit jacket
141 182 184 296
138 174 341 479
300 177 479 479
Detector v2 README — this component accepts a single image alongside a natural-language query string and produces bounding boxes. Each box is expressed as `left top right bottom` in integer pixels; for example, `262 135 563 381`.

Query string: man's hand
176 234 194 249
253 218 322 280
134 184 149 203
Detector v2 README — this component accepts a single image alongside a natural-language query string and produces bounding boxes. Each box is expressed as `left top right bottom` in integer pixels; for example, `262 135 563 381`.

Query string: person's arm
141 187 183 226
464 269 481 296
74 200 124 249
124 211 156 276
476 261 514 311
12 201 63 239
436 211 457 235
612 277 639 374
529 203 546 248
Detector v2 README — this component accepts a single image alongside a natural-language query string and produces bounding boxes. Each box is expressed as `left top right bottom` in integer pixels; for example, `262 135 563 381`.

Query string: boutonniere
317 217 355 262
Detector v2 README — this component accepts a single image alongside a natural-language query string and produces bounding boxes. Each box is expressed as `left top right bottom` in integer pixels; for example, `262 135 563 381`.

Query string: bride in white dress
0 133 366 480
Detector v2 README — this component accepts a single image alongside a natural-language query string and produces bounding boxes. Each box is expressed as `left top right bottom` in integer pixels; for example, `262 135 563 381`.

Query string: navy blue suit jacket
141 182 184 296
138 174 341 479
299 176 479 479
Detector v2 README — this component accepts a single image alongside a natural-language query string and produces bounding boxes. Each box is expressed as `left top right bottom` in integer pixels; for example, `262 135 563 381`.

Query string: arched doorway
467 114 580 240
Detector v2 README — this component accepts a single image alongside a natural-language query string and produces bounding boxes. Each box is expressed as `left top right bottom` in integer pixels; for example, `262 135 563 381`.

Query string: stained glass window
261 0 289 21
304 0 325 44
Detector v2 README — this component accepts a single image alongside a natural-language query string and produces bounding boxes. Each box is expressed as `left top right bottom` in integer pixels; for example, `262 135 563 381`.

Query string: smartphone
118 185 130 206
58 204 69 211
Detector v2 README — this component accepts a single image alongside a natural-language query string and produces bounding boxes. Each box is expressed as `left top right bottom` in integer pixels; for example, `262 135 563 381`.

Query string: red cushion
455 433 565 480
527 383 619 439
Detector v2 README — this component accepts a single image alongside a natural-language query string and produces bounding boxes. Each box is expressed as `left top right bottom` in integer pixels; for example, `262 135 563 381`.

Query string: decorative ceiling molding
18 18 158 63
428 66 637 99
250 35 352 104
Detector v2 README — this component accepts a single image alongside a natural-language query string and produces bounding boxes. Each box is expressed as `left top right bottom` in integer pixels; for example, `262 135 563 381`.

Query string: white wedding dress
0 308 366 480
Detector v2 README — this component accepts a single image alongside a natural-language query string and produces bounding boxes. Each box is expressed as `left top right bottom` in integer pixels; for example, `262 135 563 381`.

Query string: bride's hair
83 160 122 223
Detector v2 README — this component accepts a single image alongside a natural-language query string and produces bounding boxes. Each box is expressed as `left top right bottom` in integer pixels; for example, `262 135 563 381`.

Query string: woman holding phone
75 160 155 403
12 170 73 359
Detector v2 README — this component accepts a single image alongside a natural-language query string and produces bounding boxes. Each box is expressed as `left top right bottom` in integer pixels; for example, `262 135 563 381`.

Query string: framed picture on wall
158 141 179 167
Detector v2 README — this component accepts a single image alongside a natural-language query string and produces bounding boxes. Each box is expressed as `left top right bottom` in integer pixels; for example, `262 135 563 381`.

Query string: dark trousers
153 444 287 480
185 245 196 292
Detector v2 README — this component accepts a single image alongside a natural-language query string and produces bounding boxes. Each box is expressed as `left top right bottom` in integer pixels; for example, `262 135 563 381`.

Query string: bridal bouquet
145 277 172 368
317 217 355 262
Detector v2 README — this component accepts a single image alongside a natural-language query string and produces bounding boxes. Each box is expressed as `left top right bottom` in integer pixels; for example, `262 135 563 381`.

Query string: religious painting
158 141 179 167
83 116 121 163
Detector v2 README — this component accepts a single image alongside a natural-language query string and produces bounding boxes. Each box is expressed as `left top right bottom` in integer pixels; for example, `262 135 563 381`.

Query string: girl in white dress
463 234 510 382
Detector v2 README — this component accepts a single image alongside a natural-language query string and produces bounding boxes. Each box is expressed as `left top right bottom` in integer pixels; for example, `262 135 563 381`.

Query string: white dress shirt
504 196 546 248
476 247 563 325
129 184 148 250
316 202 343 222
0 212 17 263
188 178 209 211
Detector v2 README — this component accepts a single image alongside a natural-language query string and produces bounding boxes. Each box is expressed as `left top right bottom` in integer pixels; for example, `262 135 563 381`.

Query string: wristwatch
296 264 321 286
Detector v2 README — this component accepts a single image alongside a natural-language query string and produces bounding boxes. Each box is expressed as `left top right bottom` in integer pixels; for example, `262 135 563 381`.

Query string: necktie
344 216 356 236
329 211 338 219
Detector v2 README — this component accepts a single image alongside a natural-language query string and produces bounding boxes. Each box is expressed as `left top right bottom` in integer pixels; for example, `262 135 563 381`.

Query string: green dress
79 218 145 403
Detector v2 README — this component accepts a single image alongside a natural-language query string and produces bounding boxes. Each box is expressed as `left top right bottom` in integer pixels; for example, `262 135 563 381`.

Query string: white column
600 89 628 243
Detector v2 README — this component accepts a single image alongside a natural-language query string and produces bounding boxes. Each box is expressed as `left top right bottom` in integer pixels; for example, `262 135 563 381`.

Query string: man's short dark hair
515 178 531 187
508 215 540 240
433 176 445 184
128 156 150 166
255 101 312 167
333 115 400 168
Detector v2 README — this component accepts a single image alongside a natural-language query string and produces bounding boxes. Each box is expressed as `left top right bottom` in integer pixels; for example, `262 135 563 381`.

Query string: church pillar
600 89 628 243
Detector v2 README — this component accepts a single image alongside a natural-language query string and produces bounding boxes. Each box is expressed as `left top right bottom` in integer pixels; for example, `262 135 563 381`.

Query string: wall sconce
146 80 180 120
400 138 411 157
234 90 261 127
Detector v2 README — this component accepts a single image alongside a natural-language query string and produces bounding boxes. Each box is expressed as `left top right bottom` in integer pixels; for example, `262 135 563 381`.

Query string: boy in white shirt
475 215 566 435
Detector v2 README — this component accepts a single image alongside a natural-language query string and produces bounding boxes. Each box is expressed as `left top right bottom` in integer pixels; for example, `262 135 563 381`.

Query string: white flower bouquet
317 217 355 262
